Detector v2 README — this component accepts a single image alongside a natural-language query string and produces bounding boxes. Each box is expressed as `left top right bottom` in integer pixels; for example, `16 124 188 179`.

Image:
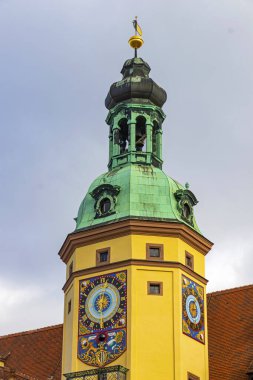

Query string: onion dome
105 57 167 110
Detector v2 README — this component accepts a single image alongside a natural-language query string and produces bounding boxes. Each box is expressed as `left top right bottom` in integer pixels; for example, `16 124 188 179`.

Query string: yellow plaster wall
131 234 179 261
177 239 205 277
70 234 205 279
130 267 174 379
62 232 209 380
62 284 74 374
72 235 132 276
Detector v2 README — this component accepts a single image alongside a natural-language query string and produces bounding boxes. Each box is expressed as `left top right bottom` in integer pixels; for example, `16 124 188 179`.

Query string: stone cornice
62 258 208 292
58 219 213 264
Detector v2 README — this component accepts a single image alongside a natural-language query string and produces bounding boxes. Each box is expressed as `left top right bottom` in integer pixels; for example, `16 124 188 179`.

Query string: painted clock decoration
182 275 205 343
78 271 127 367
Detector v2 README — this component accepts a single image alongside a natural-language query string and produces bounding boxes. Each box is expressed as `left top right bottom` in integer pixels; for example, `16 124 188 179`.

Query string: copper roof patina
75 56 201 235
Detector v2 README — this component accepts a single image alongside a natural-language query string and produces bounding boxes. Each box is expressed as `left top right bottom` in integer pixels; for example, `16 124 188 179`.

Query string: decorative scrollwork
174 188 198 226
90 184 120 219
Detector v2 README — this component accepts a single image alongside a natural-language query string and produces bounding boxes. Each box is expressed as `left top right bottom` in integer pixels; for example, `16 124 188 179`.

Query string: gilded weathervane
128 16 144 57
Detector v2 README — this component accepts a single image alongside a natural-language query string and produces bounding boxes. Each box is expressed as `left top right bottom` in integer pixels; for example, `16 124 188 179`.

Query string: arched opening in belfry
136 116 146 151
152 121 159 156
118 118 129 154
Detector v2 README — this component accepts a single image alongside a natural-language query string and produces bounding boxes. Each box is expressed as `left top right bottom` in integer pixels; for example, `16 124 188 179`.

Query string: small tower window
147 282 163 295
68 300 72 314
68 261 73 278
96 248 110 266
146 244 164 260
100 251 108 262
183 203 191 220
100 198 111 215
185 252 194 270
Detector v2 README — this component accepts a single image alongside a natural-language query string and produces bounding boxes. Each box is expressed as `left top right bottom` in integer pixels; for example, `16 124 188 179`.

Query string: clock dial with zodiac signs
182 275 205 343
78 271 127 367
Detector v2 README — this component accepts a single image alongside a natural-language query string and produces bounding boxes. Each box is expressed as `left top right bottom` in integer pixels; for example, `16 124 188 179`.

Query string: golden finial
128 16 144 57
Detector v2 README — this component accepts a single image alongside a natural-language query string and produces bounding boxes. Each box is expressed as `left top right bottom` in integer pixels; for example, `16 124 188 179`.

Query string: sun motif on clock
78 271 127 367
182 275 205 343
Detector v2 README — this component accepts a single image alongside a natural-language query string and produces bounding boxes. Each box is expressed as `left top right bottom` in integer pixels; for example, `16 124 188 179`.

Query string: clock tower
59 25 213 380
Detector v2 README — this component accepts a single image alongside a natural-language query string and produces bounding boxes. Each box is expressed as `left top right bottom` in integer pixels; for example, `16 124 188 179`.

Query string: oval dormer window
183 203 191 220
100 197 111 215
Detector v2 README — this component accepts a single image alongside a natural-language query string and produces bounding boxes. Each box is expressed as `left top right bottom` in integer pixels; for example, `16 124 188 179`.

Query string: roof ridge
0 323 63 339
207 283 253 297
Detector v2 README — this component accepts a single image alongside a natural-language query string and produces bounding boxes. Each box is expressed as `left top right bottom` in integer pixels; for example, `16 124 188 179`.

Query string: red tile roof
207 284 253 380
1 285 253 380
0 324 63 380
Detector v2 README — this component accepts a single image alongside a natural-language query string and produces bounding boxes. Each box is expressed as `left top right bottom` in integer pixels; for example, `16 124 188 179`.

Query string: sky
0 0 252 334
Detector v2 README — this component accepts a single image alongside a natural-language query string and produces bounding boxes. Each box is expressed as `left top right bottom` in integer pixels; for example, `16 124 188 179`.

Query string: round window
182 203 191 220
100 198 111 215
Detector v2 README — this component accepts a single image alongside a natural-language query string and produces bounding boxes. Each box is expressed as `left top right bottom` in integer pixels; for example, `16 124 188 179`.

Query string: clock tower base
59 220 212 380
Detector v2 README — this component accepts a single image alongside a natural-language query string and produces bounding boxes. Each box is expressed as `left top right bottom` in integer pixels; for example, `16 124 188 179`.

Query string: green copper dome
76 165 201 233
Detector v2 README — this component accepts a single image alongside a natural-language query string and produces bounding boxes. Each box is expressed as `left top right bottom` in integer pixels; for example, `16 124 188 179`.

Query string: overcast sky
0 0 252 334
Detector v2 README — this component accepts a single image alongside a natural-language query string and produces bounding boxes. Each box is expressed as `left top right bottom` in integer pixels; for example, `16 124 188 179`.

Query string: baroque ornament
174 187 198 226
90 184 120 219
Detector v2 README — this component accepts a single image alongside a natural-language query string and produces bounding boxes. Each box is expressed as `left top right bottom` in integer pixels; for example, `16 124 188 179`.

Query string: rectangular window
146 244 164 260
96 248 110 266
68 262 73 278
147 282 163 295
68 300 72 314
185 251 194 270
100 252 108 262
187 372 200 380
150 247 160 257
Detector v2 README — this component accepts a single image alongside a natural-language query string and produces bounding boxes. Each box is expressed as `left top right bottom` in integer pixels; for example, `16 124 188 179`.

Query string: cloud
0 280 63 334
207 238 253 292
0 281 40 309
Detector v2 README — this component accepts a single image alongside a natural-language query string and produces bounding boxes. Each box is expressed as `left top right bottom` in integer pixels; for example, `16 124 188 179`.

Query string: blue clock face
85 283 120 324
79 272 127 333
186 295 201 324
182 275 205 343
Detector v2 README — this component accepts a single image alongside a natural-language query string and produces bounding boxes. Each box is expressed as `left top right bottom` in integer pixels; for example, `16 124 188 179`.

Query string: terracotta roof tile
0 324 63 380
1 284 253 380
208 284 253 380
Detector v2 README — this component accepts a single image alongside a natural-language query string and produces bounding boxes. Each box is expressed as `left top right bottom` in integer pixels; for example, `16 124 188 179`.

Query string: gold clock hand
99 296 106 328
98 282 108 328
100 311 104 328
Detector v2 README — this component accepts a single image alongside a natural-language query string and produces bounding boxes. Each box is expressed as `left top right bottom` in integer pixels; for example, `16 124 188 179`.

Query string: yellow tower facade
60 221 212 380
59 29 213 380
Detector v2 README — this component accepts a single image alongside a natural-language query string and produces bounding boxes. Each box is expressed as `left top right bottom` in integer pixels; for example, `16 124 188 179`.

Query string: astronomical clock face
78 271 127 367
182 275 205 343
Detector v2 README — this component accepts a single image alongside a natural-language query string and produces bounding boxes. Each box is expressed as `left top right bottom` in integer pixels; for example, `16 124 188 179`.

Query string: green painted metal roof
75 164 201 234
